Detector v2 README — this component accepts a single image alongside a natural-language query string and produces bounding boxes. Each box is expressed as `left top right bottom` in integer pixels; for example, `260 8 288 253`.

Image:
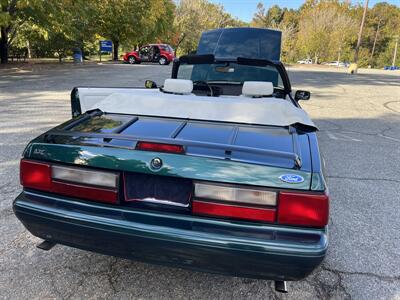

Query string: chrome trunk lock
150 157 163 170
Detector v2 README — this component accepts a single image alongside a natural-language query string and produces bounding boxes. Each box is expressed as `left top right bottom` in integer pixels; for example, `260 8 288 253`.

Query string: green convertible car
13 28 328 293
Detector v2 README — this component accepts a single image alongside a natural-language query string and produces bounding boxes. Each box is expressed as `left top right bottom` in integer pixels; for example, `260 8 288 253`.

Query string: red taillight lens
20 159 119 204
51 181 117 204
192 200 276 222
20 160 52 190
278 192 329 227
192 182 329 226
135 141 185 154
192 182 277 222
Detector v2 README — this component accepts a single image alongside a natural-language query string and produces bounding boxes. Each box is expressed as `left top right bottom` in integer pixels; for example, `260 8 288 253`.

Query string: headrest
163 79 193 94
242 81 274 97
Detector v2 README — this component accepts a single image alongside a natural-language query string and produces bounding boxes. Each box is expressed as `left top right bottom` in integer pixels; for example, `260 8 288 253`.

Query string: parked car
323 61 349 67
297 58 313 64
123 44 174 65
13 28 328 293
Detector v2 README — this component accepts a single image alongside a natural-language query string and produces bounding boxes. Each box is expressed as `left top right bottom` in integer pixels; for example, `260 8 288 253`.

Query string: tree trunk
393 37 399 67
79 40 86 60
113 40 119 61
26 40 31 59
370 20 381 64
174 34 186 56
0 27 9 64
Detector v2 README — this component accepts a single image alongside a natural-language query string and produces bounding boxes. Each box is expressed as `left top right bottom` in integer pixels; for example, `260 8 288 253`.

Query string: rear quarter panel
307 132 327 191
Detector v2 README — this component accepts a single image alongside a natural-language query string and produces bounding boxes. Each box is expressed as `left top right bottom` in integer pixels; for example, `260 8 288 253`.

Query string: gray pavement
0 63 399 299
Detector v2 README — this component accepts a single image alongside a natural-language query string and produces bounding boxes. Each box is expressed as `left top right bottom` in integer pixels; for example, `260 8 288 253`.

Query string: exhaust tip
36 240 56 251
274 280 288 293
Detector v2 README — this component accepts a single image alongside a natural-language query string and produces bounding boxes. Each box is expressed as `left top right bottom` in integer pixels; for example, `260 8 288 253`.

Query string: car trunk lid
49 112 310 171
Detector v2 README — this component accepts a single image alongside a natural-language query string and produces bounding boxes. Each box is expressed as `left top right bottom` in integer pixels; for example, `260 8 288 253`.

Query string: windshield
177 62 284 88
160 45 173 53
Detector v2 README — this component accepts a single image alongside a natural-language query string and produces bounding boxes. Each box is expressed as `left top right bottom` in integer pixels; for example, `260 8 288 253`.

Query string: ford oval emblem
279 174 304 184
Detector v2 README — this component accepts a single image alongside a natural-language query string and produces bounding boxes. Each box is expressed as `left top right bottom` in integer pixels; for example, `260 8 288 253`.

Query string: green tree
251 3 284 28
138 0 175 44
0 0 32 63
330 4 358 64
41 0 99 59
173 0 245 55
96 0 174 60
1 0 96 63
251 4 299 61
296 1 358 63
366 2 400 66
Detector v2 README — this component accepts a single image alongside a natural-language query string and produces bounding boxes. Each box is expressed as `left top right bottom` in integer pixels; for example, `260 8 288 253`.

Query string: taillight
194 183 276 206
192 201 276 222
192 182 277 222
20 160 52 191
278 192 329 227
20 159 119 204
192 182 329 227
135 141 185 154
52 165 117 188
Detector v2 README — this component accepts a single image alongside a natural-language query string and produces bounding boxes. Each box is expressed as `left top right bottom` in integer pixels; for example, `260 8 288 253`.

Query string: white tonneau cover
78 88 317 129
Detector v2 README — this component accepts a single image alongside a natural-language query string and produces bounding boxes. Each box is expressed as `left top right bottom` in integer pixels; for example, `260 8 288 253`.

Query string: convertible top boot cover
79 88 317 130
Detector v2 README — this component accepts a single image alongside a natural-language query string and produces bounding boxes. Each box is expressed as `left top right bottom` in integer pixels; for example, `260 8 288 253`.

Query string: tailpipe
274 280 288 293
36 240 56 251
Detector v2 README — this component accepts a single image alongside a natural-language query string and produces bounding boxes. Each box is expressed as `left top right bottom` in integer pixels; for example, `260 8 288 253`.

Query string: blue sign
100 40 113 52
279 174 305 184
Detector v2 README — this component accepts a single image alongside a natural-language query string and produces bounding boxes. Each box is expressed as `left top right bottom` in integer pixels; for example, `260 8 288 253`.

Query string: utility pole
393 35 399 67
354 0 369 64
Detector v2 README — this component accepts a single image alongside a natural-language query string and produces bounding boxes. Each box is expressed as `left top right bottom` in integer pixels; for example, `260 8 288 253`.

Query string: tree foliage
251 0 400 67
0 0 41 62
1 0 399 67
1 0 176 62
296 1 357 63
95 0 175 60
173 0 245 55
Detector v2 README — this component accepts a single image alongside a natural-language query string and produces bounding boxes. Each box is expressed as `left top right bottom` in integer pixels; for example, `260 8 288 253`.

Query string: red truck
123 44 175 65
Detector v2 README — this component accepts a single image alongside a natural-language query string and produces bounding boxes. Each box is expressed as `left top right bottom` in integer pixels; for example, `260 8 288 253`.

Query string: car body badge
279 174 304 184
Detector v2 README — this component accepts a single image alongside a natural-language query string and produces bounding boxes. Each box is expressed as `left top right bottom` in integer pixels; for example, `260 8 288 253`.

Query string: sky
209 0 400 22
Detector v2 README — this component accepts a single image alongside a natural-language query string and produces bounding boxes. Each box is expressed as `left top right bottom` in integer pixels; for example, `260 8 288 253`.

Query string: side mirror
145 80 157 88
294 90 311 101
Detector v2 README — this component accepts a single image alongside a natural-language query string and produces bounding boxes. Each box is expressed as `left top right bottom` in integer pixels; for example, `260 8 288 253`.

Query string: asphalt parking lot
0 62 399 299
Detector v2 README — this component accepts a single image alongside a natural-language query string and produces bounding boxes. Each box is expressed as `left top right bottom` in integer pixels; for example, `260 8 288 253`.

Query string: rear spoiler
45 110 303 169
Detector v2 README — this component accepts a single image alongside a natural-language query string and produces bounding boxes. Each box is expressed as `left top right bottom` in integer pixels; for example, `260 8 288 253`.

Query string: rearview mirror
145 80 157 88
215 66 235 73
294 90 311 101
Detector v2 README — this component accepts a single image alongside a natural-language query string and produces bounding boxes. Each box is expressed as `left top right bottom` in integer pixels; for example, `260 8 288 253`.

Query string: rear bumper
13 191 328 280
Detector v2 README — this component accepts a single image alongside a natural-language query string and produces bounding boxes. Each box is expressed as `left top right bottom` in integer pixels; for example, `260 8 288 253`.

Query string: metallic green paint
14 191 327 280
311 173 326 191
26 143 312 190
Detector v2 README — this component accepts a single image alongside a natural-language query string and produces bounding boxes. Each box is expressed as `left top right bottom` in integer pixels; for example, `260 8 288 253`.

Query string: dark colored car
13 28 327 293
123 44 175 65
